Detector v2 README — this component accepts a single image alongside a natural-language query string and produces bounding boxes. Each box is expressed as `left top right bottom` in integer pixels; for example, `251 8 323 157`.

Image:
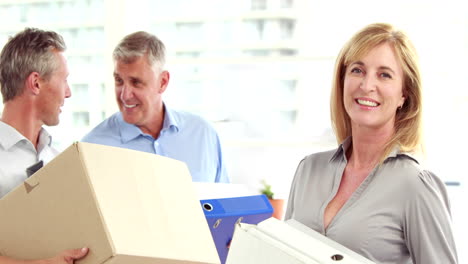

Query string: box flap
78 143 219 263
0 143 113 263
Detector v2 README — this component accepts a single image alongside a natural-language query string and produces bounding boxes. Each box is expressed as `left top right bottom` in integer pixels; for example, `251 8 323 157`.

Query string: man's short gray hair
113 31 166 70
0 28 66 102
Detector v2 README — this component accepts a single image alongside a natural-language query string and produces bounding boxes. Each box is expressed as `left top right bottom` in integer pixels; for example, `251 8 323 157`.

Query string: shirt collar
36 127 53 153
387 146 420 164
0 121 51 151
0 121 26 150
330 137 351 162
118 103 180 143
329 136 420 164
163 104 180 133
118 113 145 143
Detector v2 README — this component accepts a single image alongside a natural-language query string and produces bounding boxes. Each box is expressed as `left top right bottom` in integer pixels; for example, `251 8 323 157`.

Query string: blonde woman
285 23 457 263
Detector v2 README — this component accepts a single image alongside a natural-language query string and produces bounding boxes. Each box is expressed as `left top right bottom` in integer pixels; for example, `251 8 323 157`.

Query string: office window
175 22 203 44
278 49 297 56
278 80 297 101
280 19 295 40
243 49 270 57
71 84 89 109
18 4 28 23
280 0 293 8
72 111 90 127
243 19 265 41
175 51 201 58
251 0 267 10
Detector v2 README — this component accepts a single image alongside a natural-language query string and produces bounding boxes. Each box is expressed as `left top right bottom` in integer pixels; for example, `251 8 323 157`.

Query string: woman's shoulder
384 155 447 196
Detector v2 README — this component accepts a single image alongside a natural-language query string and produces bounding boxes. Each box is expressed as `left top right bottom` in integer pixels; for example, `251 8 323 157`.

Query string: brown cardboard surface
0 143 112 263
0 142 219 264
78 143 219 262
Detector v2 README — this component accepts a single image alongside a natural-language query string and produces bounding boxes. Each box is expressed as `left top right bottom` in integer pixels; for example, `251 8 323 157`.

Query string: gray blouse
285 139 458 264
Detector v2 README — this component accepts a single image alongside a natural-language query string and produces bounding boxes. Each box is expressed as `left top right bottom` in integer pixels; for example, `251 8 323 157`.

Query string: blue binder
200 195 273 264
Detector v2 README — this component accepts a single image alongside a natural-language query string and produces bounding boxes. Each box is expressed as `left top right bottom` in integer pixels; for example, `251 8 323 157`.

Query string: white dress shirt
0 121 58 198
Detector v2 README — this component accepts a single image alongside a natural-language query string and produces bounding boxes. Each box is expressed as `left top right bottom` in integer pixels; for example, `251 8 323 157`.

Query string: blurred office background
0 0 467 261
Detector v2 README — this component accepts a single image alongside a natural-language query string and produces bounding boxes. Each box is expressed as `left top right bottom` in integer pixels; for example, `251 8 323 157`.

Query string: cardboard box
0 142 219 264
226 218 375 264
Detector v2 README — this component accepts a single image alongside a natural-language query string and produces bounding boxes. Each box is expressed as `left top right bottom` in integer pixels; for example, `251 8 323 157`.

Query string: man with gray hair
0 28 89 263
82 31 228 183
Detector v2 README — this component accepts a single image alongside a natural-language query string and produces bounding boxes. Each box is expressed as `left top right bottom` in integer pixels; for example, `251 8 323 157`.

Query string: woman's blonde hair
330 23 423 159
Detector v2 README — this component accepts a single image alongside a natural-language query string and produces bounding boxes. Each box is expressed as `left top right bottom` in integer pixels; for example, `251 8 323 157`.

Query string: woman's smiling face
343 42 406 132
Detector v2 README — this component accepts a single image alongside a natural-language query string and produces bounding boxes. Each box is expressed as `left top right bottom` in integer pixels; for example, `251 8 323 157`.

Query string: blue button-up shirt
82 106 229 183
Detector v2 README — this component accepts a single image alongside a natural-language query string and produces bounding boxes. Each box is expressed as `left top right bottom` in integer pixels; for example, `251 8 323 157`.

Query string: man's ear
158 70 170 94
25 72 41 95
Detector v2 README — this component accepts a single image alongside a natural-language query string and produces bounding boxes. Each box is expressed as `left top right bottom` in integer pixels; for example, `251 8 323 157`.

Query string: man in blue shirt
82 31 228 183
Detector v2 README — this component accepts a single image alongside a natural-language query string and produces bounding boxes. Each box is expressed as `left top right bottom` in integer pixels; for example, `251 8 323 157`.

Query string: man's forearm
0 247 88 264
0 256 44 264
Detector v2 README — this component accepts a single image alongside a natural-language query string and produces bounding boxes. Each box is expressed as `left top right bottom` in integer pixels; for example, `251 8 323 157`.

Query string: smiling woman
0 0 467 262
343 43 406 133
285 23 458 264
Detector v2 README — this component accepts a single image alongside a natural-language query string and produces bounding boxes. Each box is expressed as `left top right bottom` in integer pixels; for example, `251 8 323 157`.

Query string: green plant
260 179 274 199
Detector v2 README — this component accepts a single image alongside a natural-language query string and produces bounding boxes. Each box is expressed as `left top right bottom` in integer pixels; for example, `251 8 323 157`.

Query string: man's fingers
64 247 89 261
